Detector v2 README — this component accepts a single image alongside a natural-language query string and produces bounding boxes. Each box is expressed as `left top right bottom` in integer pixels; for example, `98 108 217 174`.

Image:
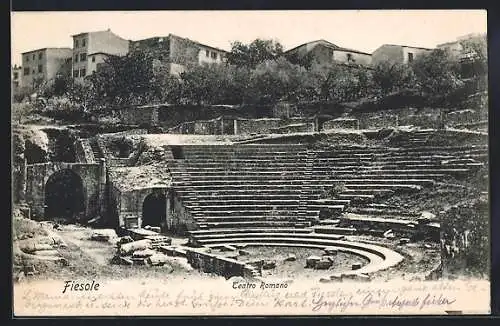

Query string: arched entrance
44 169 85 221
142 191 166 228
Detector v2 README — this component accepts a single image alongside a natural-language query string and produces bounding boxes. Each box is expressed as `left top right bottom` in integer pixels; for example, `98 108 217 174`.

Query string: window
32 54 35 60
38 52 43 60
408 52 414 63
32 69 35 74
82 39 86 47
80 53 87 61
206 50 209 57
80 68 86 76
211 52 217 59
92 56 96 62
75 40 79 48
26 55 29 62
38 65 43 73
23 68 30 76
74 54 79 63
346 53 353 62
13 72 18 79
73 70 79 78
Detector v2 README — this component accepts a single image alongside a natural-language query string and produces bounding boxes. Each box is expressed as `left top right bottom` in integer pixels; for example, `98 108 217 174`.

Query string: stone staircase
165 141 486 245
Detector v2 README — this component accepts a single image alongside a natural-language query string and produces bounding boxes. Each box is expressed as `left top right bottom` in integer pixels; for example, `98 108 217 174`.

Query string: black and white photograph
11 10 490 315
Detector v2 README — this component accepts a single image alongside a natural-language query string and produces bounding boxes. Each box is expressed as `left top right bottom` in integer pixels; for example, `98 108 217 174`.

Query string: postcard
11 9 490 316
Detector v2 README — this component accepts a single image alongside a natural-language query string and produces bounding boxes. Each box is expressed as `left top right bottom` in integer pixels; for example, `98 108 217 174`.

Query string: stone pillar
165 190 172 230
98 158 107 217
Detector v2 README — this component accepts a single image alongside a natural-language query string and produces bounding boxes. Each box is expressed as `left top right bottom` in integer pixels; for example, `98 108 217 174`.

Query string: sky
11 10 487 66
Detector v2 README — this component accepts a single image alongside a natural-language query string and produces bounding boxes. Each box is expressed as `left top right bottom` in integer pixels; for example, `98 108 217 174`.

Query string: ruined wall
116 107 158 126
75 138 95 163
235 117 316 135
357 113 399 129
25 162 102 219
171 192 198 233
186 248 247 278
322 118 360 130
236 118 282 134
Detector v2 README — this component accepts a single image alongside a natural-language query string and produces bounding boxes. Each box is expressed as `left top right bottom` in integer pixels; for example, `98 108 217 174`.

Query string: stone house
21 48 73 90
436 33 487 62
12 64 23 93
129 33 228 76
284 39 372 66
371 44 433 66
71 29 130 81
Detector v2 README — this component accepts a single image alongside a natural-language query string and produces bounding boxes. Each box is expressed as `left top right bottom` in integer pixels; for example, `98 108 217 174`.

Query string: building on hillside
12 64 23 93
371 44 433 66
129 33 228 76
21 48 73 90
71 29 129 81
436 33 487 62
284 39 372 67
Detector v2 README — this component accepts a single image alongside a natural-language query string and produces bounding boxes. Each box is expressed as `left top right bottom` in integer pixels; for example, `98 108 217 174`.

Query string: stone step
173 184 335 190
189 227 314 235
174 189 322 196
191 231 348 241
199 220 312 228
183 199 349 206
348 207 420 217
173 178 435 187
192 215 316 222
344 184 422 190
190 210 320 217
172 179 335 186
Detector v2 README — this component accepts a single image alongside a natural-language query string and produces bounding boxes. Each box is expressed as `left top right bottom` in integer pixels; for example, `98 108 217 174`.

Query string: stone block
147 253 168 266
132 249 156 258
314 259 333 270
351 263 362 270
119 239 152 256
117 236 134 246
284 254 297 262
239 249 251 256
262 260 276 270
305 255 321 268
399 238 411 245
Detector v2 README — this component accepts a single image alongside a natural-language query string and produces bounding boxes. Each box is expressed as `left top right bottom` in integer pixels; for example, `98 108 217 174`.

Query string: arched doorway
142 191 166 228
44 169 85 222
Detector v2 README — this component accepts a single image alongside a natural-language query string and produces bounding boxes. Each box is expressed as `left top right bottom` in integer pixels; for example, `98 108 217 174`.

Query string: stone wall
25 162 102 219
357 113 399 129
170 192 198 233
186 248 248 279
75 139 95 163
116 106 158 126
322 118 360 130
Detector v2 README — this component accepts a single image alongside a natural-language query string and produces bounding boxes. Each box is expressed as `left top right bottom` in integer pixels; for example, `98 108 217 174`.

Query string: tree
319 64 371 103
86 51 161 108
459 35 487 77
286 51 315 69
226 39 284 68
372 61 417 95
411 48 463 103
249 57 306 104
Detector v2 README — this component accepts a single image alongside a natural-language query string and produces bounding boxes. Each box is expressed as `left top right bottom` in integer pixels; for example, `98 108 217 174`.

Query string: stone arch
44 168 85 221
141 190 166 228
